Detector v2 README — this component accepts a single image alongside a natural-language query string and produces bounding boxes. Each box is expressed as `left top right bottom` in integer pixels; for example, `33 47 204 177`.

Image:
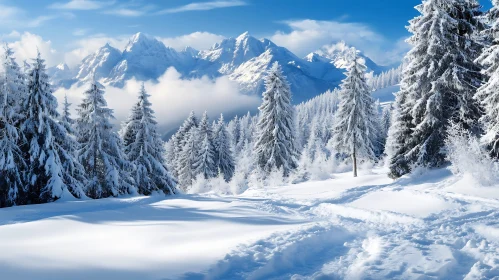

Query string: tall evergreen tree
388 0 484 177
254 62 299 176
177 128 199 187
76 80 134 199
2 45 26 119
409 0 484 166
171 111 198 177
20 52 78 204
332 56 377 177
476 0 499 157
194 112 217 179
213 114 235 182
123 85 176 195
58 94 87 198
386 71 415 178
0 47 27 207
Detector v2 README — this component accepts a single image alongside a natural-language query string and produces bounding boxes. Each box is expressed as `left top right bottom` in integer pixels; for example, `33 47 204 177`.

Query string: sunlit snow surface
1 168 499 279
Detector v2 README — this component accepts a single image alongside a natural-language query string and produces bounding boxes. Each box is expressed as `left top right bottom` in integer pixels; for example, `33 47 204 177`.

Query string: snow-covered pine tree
476 0 499 157
177 128 199 187
332 56 377 177
20 52 80 204
386 82 415 178
213 114 235 182
76 80 135 199
121 100 141 156
254 62 299 176
0 47 27 207
378 104 392 156
228 116 241 152
171 111 198 177
123 85 176 195
0 93 25 207
57 94 87 199
194 112 217 179
2 45 26 120
395 0 484 174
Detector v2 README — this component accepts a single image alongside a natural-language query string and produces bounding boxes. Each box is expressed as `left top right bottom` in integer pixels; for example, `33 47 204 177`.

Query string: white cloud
104 8 145 17
9 32 61 67
103 3 155 17
1 30 21 40
53 67 259 134
49 0 115 10
271 19 408 66
64 34 130 68
0 4 56 28
159 32 225 51
157 0 246 14
73 28 90 36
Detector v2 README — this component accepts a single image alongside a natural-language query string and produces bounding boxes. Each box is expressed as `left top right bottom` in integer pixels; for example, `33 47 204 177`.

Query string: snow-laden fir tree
0 91 25 207
378 104 392 156
194 112 217 179
386 83 414 177
390 0 484 176
76 80 135 198
177 128 199 187
122 85 176 195
476 0 499 157
2 45 26 120
213 114 235 182
171 111 198 177
254 62 299 176
332 56 377 177
0 48 27 207
121 99 141 156
57 95 87 199
20 52 81 204
228 116 241 152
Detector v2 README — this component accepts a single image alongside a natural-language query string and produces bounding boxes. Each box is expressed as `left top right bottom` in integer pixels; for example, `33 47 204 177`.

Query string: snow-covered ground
1 167 499 279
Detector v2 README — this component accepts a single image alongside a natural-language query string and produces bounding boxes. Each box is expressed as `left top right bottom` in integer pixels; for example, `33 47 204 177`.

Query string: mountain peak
56 63 70 71
236 31 250 41
124 32 163 53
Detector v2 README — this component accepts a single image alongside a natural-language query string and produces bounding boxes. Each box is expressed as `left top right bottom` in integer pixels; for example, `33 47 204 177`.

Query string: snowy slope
51 32 347 103
47 63 78 88
76 43 122 83
310 41 390 75
372 84 400 103
105 32 196 87
1 167 499 279
229 41 344 103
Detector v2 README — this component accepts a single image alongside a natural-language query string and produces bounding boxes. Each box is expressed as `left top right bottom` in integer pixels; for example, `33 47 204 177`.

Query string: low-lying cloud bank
53 67 260 137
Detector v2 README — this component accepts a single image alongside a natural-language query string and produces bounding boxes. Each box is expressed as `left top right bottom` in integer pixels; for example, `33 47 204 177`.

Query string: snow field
1 167 499 279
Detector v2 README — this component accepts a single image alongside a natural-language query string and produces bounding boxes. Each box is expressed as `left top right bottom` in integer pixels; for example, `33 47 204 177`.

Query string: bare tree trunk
352 139 358 178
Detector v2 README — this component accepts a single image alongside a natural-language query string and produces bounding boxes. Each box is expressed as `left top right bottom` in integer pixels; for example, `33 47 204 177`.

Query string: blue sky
0 0 493 67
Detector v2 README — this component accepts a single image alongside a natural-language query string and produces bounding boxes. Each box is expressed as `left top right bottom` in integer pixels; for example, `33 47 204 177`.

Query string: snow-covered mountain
309 41 389 75
76 43 122 83
53 32 388 103
105 32 196 87
47 63 77 88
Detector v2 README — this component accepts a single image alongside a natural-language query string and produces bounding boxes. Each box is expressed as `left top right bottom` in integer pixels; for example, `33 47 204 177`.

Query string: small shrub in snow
445 122 498 185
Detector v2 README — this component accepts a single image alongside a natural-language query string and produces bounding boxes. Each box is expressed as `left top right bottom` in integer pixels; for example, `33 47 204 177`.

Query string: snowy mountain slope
196 32 269 76
105 32 196 87
2 167 499 279
47 63 78 88
310 41 390 75
76 43 122 83
372 84 399 103
51 32 349 103
230 46 343 103
50 33 395 103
